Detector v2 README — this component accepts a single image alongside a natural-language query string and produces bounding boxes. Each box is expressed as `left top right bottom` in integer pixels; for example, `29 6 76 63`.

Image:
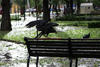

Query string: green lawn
56 21 100 26
0 21 100 42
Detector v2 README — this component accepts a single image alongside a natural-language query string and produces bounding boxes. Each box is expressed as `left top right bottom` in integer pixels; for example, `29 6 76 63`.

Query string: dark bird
83 33 90 39
26 20 59 38
26 20 48 28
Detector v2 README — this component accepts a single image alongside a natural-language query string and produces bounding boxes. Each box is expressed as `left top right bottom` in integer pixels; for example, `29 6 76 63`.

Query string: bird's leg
38 32 44 38
36 30 39 38
35 32 43 39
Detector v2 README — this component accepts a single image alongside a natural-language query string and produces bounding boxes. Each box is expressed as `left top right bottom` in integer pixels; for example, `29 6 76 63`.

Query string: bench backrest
24 38 100 58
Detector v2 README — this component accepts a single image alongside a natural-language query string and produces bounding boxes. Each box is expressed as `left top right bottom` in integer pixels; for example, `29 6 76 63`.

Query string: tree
0 0 1 6
34 0 43 20
75 0 85 14
93 0 100 7
43 0 50 21
69 0 73 15
1 0 12 31
51 0 61 16
76 0 80 14
14 0 27 15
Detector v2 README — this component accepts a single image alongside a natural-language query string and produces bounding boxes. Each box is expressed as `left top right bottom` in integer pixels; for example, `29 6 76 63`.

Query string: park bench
24 37 100 67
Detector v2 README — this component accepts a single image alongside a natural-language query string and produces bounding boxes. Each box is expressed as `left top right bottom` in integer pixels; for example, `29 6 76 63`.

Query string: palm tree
1 0 12 31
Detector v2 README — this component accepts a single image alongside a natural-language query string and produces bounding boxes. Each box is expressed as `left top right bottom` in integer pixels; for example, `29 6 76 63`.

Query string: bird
26 20 48 28
83 33 90 39
26 20 59 38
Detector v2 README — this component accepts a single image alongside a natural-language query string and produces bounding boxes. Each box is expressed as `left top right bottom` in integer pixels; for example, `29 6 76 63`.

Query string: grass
0 62 7 66
48 28 89 38
0 28 37 42
39 57 69 67
56 21 100 26
0 21 100 42
10 15 21 20
0 14 21 21
0 27 100 42
56 15 100 21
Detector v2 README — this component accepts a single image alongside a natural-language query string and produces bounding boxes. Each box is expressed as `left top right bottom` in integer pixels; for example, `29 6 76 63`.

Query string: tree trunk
54 4 59 17
77 0 80 15
69 0 73 15
1 0 12 31
43 0 50 21
64 1 70 15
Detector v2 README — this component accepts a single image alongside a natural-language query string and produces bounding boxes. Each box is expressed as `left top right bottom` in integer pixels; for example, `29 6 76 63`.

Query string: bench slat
24 38 100 58
30 53 69 57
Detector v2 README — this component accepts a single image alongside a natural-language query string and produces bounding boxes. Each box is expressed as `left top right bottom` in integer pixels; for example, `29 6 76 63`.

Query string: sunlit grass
56 21 100 26
0 20 100 42
0 28 37 42
48 28 90 38
0 27 100 42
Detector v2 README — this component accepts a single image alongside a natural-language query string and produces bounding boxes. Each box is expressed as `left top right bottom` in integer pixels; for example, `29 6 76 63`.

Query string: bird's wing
47 22 59 27
37 20 48 26
26 21 38 28
48 27 57 33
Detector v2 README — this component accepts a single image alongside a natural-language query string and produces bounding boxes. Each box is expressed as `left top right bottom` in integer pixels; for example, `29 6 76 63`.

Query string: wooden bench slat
30 49 68 52
24 38 100 58
28 44 69 46
30 53 69 57
72 47 100 50
29 46 68 49
73 54 100 58
27 41 68 43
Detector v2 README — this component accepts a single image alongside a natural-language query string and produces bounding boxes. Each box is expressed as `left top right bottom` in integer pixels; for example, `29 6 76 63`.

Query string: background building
80 3 94 14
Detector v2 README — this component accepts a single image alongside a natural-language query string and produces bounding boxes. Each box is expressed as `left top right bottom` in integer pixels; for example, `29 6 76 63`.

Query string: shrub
88 22 100 28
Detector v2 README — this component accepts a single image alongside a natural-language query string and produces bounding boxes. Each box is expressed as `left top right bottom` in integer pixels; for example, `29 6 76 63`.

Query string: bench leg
27 56 30 67
75 58 78 67
69 59 73 67
36 56 39 67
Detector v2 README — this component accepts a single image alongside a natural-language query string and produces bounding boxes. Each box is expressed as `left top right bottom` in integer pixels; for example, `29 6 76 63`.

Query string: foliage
56 15 100 21
93 0 100 7
88 22 100 28
0 0 1 6
14 0 27 8
29 0 35 8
